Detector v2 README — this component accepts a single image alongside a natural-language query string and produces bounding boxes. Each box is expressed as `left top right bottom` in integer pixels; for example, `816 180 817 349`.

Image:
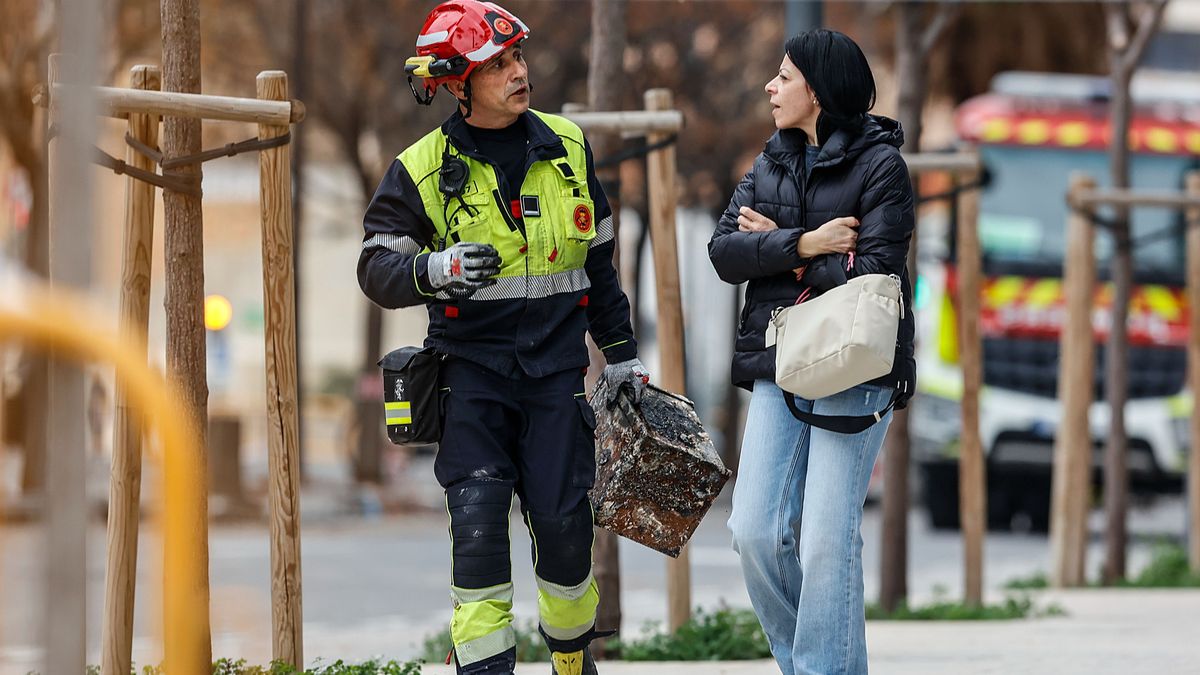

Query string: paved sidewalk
421 589 1200 675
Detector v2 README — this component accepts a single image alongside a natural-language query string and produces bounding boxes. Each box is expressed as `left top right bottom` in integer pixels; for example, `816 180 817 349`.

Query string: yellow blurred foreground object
0 279 209 675
204 294 233 331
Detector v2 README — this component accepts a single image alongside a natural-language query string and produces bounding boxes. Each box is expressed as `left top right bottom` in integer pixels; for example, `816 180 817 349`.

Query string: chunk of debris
589 382 732 557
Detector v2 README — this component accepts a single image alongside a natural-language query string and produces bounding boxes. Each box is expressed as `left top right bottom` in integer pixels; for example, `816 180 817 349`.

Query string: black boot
549 646 597 675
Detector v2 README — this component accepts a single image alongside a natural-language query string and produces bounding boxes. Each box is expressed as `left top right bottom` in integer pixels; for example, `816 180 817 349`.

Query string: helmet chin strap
407 75 435 106
455 80 473 119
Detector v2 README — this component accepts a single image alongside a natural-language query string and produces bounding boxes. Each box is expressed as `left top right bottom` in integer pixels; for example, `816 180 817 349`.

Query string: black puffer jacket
708 115 915 402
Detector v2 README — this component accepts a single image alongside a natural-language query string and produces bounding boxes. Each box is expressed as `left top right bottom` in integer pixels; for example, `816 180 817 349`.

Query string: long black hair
784 29 876 144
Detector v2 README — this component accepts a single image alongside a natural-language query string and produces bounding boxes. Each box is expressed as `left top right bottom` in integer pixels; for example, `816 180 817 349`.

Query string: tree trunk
160 0 212 661
1102 64 1134 584
721 300 743 472
355 302 385 483
1099 0 1168 584
588 0 626 114
587 0 627 655
352 157 386 484
878 0 926 614
20 152 49 496
894 5 927 154
291 0 309 479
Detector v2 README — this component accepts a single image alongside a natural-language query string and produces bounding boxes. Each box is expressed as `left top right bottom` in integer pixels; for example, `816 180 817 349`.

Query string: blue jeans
728 380 893 675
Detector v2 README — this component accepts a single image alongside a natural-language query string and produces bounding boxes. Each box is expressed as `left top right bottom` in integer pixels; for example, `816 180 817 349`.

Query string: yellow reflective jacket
358 110 637 378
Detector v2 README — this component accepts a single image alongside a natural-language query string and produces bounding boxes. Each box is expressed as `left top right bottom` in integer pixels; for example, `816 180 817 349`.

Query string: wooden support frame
1050 174 1098 588
257 71 304 666
643 89 691 631
1188 173 1200 574
953 162 986 607
1049 171 1200 583
561 95 688 631
37 81 306 125
896 151 987 605
561 109 682 135
41 63 306 669
102 64 162 675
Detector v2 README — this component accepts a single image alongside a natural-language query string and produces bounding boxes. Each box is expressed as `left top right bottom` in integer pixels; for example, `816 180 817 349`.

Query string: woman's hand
737 206 778 232
798 216 859 257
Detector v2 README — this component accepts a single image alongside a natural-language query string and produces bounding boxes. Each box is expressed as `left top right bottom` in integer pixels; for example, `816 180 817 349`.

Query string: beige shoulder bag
765 272 903 433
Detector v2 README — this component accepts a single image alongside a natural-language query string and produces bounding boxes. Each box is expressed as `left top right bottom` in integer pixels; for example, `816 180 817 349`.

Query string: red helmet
405 1 530 105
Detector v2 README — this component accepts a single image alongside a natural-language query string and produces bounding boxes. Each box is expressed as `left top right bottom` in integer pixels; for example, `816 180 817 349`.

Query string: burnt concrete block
589 382 731 557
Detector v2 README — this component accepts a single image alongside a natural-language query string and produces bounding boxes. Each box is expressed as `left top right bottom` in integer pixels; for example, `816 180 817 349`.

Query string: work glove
601 358 651 406
427 242 502 298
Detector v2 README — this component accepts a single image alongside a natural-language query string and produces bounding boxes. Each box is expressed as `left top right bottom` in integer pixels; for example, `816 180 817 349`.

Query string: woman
708 29 915 675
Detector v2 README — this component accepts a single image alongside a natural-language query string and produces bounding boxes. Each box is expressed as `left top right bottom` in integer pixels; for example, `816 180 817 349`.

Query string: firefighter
357 2 647 673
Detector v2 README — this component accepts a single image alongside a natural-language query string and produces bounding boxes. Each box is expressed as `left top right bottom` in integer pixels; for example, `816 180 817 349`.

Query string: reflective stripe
451 583 514 607
1142 285 1182 321
589 214 614 248
530 268 590 298
363 233 422 256
415 30 450 47
465 41 504 63
540 618 594 643
454 624 516 666
536 575 598 640
437 275 526 302
435 268 590 301
450 583 516 665
1168 393 1192 418
384 401 412 425
536 573 594 600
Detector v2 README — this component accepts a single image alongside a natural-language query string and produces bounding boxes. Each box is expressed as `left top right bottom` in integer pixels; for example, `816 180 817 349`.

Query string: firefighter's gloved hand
427 242 502 298
601 358 651 406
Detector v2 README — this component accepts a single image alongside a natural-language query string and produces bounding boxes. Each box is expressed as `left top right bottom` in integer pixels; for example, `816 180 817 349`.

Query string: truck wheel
920 458 960 530
1020 472 1052 533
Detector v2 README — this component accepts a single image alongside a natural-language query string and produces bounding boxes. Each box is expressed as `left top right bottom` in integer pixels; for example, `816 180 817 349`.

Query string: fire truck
913 71 1199 531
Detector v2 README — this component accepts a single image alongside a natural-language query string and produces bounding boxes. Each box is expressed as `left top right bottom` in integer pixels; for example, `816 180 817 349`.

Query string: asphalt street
0 460 1190 672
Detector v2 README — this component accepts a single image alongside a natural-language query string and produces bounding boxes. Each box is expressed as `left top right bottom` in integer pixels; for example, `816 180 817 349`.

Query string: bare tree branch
1123 0 1169 70
1105 2 1131 54
920 1 962 56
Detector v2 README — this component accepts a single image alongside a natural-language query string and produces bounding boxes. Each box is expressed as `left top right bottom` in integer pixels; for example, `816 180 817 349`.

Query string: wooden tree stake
258 70 304 668
1050 174 1098 587
644 88 690 631
101 64 161 675
1186 170 1200 573
955 168 986 606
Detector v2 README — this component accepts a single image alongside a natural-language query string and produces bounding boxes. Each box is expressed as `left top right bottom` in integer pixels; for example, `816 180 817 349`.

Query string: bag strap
782 387 900 434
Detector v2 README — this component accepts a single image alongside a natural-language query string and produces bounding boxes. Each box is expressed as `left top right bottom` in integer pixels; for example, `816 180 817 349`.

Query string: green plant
610 607 772 661
420 620 550 663
295 659 421 675
84 665 163 675
866 594 1065 620
1003 572 1050 590
1116 543 1200 588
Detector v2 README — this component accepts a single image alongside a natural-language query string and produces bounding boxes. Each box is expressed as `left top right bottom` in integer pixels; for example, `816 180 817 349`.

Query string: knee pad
524 501 595 586
447 479 514 589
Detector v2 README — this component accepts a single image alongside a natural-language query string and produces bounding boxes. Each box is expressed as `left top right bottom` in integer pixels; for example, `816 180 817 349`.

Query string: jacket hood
763 114 905 168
